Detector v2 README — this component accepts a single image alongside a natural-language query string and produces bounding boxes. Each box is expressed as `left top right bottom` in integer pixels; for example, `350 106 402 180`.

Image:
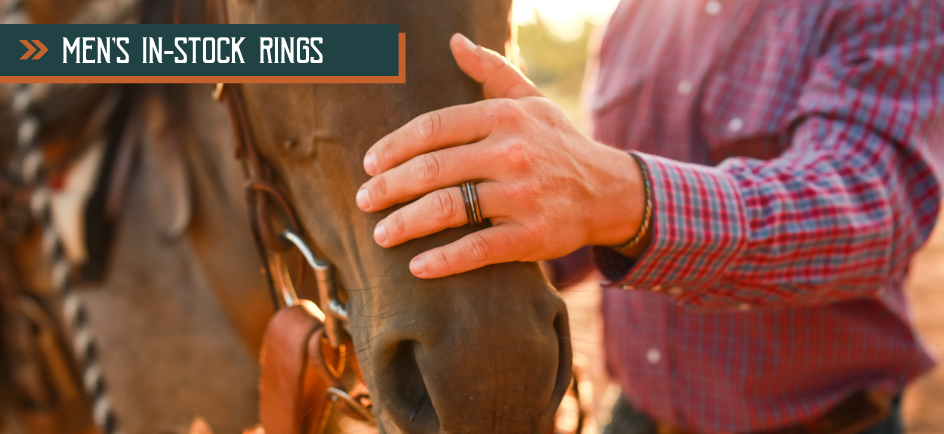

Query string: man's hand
356 33 647 279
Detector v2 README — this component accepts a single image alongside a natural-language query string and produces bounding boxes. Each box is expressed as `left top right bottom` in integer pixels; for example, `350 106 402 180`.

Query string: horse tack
213 77 586 434
3 46 122 432
214 81 373 433
259 300 333 434
213 82 353 339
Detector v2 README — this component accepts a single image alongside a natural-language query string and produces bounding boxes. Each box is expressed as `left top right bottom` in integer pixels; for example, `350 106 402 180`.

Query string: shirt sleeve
594 1 944 309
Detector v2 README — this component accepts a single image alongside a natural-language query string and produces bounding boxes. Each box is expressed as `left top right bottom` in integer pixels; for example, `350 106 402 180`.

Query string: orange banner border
2 33 406 84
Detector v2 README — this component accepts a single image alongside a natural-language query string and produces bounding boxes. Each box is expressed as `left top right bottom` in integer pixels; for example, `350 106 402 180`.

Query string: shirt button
646 348 662 364
705 0 722 15
739 303 751 311
728 117 744 132
668 286 683 296
676 80 693 95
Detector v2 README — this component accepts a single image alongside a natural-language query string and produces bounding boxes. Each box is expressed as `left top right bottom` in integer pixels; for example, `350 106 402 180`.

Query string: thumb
450 33 543 100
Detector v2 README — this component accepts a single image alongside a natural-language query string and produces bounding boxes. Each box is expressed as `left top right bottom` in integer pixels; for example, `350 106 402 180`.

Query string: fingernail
356 188 371 211
373 223 387 245
364 153 377 176
458 34 476 51
410 257 426 277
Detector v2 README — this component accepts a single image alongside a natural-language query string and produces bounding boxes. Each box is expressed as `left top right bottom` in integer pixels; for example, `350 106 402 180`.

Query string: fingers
358 140 510 212
362 33 543 177
449 33 542 100
364 100 500 176
373 182 508 248
409 223 533 279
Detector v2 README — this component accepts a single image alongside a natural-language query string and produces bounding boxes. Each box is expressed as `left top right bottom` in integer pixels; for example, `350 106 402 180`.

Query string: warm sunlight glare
514 0 622 40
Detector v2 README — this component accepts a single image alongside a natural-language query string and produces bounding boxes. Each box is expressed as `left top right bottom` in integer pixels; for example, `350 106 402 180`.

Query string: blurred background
2 2 940 433
512 2 944 433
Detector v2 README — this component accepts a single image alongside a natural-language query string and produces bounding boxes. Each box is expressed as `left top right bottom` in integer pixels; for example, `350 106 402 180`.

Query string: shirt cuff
593 152 747 300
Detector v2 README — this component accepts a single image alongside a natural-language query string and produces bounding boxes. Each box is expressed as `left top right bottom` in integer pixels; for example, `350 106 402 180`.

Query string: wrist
610 153 653 257
585 147 648 248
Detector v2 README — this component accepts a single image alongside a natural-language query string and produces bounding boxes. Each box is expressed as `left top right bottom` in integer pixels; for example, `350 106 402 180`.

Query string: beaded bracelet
611 152 653 255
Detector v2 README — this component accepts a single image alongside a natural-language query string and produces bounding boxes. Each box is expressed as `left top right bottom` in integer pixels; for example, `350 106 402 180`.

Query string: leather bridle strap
258 301 332 434
210 3 375 431
215 81 284 311
216 77 377 434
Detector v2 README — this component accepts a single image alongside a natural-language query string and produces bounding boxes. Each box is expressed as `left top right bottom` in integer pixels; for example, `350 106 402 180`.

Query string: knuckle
467 233 493 263
499 140 532 172
416 112 442 142
389 211 406 234
531 97 560 116
430 189 457 221
435 249 452 272
500 181 538 207
373 174 388 198
495 60 516 77
527 219 548 242
495 99 524 124
531 99 566 128
412 153 442 185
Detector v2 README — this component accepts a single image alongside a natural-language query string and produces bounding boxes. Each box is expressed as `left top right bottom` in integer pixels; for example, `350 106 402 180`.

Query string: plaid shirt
589 0 944 432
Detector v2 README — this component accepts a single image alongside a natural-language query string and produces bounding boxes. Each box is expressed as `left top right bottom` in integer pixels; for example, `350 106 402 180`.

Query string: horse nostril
377 340 440 432
369 278 572 433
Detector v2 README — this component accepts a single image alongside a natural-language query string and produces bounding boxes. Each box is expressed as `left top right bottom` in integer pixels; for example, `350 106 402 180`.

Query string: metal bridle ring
460 181 483 225
246 180 300 252
327 387 376 424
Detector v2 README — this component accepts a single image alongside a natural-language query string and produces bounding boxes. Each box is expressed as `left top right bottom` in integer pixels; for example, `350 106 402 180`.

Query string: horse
0 1 274 432
217 1 573 432
2 0 575 432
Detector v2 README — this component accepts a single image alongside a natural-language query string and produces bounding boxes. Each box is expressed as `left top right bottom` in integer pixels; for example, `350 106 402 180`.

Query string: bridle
212 82 350 341
206 6 586 434
202 0 377 427
213 79 376 428
212 82 586 434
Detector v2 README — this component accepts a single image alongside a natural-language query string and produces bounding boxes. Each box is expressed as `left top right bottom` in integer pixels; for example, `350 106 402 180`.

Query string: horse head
221 1 573 432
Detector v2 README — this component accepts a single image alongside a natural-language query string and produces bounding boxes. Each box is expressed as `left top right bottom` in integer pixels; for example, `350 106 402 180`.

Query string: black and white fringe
14 80 121 434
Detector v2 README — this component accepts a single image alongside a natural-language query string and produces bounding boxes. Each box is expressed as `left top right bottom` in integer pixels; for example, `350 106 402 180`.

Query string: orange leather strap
259 301 333 434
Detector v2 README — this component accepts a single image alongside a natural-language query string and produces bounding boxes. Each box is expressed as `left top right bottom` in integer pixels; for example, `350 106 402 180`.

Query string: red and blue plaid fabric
588 0 944 431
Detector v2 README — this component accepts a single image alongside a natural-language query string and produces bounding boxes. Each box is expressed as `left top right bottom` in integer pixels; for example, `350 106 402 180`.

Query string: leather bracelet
610 153 652 256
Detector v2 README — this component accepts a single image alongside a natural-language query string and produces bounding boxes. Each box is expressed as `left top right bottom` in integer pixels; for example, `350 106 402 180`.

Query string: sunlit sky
513 0 622 40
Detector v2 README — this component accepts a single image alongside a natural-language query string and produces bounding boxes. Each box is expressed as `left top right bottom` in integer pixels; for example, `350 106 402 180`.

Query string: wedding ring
460 181 483 225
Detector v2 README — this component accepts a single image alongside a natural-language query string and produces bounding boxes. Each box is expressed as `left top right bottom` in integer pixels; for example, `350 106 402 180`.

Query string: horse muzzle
366 263 573 434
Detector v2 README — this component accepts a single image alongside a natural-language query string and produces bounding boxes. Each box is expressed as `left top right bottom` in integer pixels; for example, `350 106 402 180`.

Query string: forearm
595 127 940 308
594 1 944 308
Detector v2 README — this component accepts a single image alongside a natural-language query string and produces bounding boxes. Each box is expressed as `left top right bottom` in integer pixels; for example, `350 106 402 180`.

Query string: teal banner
1 24 403 83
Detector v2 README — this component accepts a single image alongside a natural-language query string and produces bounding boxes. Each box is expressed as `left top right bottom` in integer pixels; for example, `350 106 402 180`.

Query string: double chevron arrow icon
19 40 47 60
